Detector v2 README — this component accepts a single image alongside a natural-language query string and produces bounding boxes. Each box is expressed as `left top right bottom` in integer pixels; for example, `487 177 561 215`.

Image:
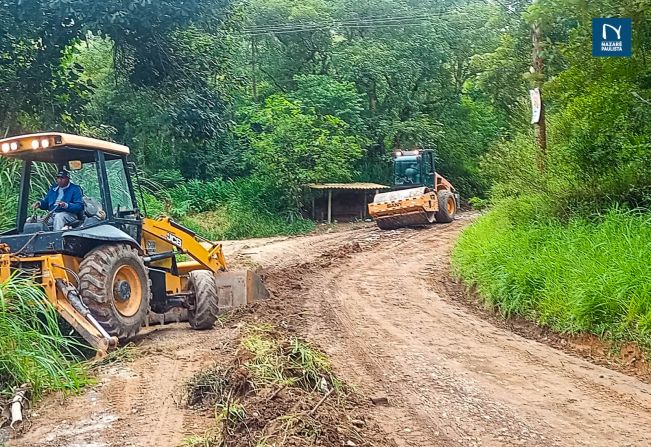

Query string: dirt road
11 215 651 446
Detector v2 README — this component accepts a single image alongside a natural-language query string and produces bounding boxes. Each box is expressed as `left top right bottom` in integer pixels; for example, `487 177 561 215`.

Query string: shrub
453 200 651 347
140 175 315 240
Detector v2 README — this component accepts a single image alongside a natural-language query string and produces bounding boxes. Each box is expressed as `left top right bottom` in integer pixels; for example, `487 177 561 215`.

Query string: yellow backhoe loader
368 149 460 230
0 133 267 355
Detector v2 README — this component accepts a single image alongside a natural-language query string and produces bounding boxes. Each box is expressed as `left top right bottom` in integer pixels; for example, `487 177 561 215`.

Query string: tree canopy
0 0 649 216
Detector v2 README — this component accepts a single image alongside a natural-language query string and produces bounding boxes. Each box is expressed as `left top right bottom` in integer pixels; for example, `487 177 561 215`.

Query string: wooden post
311 195 315 220
531 20 547 172
362 191 367 220
327 190 332 224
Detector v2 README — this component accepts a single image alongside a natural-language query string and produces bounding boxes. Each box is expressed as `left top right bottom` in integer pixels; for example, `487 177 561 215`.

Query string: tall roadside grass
452 196 651 348
179 207 314 241
0 276 89 398
0 159 20 232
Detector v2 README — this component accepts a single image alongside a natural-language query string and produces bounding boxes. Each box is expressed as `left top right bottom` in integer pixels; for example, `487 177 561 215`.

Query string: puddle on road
44 412 117 446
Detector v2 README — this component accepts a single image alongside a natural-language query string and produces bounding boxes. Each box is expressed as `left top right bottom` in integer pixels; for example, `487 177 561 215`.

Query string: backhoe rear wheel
188 270 219 330
435 190 457 223
79 244 151 342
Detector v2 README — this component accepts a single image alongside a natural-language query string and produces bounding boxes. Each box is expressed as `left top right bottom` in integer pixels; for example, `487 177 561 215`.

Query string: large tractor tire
435 190 457 223
79 244 151 342
187 270 219 330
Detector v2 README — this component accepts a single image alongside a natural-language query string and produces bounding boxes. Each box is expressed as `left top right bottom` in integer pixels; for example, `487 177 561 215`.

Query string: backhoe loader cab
368 149 460 230
0 133 266 355
1 133 140 241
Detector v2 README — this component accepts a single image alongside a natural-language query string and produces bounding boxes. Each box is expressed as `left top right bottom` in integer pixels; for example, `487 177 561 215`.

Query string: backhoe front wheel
187 270 219 330
435 190 457 223
79 244 151 342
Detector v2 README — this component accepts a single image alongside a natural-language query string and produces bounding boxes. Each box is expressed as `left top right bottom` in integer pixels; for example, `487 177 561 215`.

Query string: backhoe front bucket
213 270 270 311
148 269 269 325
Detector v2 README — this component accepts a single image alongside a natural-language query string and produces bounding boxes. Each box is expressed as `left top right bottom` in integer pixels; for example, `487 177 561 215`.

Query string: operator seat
67 196 106 229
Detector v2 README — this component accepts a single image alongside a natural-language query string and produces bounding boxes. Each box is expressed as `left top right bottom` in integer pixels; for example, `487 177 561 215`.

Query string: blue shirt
39 182 84 216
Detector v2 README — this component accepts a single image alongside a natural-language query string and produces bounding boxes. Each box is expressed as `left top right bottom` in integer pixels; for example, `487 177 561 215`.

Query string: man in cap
32 170 85 231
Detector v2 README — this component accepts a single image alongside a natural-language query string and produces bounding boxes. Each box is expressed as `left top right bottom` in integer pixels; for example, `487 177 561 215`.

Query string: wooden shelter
306 183 390 223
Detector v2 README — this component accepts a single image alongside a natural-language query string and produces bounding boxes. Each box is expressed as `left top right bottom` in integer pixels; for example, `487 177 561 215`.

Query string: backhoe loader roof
0 132 129 163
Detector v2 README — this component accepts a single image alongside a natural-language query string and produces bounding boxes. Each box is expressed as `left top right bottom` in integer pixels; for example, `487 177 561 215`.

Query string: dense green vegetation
0 276 89 398
139 175 315 239
454 201 651 346
452 1 651 346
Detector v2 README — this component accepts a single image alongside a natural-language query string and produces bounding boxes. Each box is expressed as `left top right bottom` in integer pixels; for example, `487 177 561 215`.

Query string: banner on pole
530 88 541 124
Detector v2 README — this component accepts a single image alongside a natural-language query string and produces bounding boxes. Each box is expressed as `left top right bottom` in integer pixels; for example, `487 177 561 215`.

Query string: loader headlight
40 138 50 148
1 143 9 153
10 142 17 151
31 139 39 149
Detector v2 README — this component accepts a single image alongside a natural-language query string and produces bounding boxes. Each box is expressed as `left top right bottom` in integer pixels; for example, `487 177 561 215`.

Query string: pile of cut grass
453 197 651 348
241 323 343 393
0 276 89 399
182 324 380 447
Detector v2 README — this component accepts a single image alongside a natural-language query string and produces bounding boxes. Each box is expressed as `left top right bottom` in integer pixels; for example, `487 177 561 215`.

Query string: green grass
0 275 90 398
182 432 220 447
452 197 651 348
241 324 342 393
179 207 314 241
0 159 20 232
140 175 315 241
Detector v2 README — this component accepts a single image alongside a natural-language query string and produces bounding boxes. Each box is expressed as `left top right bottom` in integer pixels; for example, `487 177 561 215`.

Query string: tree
238 95 363 209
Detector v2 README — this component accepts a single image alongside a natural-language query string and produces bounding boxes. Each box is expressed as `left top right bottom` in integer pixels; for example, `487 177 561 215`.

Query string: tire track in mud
10 327 226 447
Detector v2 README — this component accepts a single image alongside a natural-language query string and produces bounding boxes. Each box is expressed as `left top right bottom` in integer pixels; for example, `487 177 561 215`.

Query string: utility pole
531 20 547 172
251 36 258 101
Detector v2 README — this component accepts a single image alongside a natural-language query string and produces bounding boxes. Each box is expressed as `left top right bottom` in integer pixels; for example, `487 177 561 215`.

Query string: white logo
166 232 183 247
602 24 622 40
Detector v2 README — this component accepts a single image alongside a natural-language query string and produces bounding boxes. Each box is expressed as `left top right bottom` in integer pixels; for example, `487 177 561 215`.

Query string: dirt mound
182 324 394 447
262 240 364 300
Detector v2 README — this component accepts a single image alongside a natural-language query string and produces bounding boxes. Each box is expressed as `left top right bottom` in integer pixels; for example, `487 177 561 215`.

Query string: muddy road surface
11 215 651 446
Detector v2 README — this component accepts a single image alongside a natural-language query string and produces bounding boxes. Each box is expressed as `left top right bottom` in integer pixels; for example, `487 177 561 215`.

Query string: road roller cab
0 132 267 355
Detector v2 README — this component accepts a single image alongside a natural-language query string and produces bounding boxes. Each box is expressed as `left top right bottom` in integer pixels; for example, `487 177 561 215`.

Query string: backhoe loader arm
142 217 227 273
